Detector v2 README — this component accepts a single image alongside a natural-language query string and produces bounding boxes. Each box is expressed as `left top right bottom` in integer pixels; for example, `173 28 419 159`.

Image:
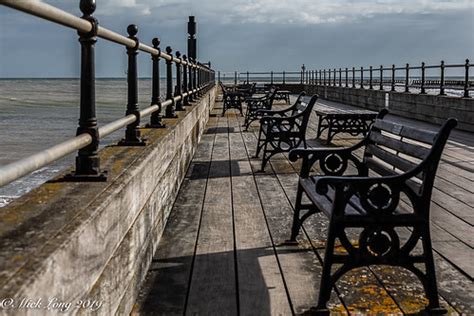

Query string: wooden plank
239 124 347 314
133 115 219 314
186 114 238 315
227 113 293 315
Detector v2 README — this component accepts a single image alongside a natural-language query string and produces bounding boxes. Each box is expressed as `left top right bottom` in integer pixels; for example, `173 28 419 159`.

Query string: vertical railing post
193 59 198 93
69 0 106 180
420 62 426 94
369 66 373 89
352 67 356 88
328 69 331 86
380 65 384 90
405 63 410 93
333 69 336 86
165 46 177 118
246 71 249 84
391 64 396 92
188 58 194 102
271 71 274 85
345 68 348 87
234 71 237 85
360 66 364 89
182 55 189 106
339 68 342 87
439 61 445 96
464 59 470 98
174 51 184 110
118 24 145 146
283 71 286 84
148 37 164 128
323 69 326 86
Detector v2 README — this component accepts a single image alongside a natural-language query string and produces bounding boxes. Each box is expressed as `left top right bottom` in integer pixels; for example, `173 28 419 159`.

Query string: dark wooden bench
288 109 457 314
315 105 378 144
274 90 291 104
255 93 318 171
220 82 245 116
243 86 278 130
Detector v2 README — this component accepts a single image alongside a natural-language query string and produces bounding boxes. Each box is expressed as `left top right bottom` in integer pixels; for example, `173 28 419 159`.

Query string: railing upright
420 62 426 94
352 67 356 88
405 63 410 93
69 0 106 180
439 61 445 96
391 64 396 92
369 66 373 89
464 59 470 98
379 65 384 90
345 68 348 87
165 46 176 118
118 24 145 146
183 54 189 106
360 66 364 89
175 51 184 110
148 37 165 128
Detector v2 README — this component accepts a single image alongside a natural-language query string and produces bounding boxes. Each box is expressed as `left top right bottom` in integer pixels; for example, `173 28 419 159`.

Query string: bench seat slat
373 119 437 145
369 131 430 160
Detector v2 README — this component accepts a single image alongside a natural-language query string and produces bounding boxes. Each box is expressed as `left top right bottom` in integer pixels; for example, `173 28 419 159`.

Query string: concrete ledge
0 86 216 315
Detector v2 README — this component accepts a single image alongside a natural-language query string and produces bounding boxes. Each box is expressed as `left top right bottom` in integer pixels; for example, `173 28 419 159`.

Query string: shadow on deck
133 95 474 315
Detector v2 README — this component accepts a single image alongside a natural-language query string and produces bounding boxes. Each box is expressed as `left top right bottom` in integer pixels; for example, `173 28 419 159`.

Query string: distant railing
304 60 472 98
218 71 302 85
0 0 215 187
226 60 472 98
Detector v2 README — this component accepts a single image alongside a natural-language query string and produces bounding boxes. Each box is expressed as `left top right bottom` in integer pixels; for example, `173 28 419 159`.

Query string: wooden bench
274 90 291 104
243 86 278 130
288 110 457 314
255 93 318 171
220 82 245 116
315 105 378 144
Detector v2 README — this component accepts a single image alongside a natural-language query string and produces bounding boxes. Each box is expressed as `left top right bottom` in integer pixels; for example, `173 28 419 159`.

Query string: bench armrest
289 140 367 178
314 173 419 217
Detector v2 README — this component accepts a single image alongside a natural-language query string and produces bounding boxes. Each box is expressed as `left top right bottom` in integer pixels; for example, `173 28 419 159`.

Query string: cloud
83 0 474 25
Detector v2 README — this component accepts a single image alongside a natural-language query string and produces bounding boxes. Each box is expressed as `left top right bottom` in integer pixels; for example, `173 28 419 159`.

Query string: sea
0 78 167 207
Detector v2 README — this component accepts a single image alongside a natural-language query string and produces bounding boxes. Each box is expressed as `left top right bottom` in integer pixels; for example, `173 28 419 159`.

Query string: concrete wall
301 85 474 132
0 86 216 316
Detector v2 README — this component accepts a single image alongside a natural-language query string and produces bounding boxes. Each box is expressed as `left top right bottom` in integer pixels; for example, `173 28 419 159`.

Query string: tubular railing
0 0 215 188
302 60 472 98
217 71 302 85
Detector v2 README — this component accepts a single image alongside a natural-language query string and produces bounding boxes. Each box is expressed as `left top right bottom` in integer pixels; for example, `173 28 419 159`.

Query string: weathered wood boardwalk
133 94 473 315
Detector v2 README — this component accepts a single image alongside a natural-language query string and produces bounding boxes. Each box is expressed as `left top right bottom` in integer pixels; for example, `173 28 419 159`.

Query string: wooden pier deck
133 94 474 315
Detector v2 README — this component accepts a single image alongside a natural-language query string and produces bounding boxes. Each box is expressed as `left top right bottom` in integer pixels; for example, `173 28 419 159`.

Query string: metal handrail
0 0 206 69
0 0 216 188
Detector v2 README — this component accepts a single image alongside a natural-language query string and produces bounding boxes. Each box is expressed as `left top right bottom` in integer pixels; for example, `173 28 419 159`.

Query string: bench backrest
364 109 457 198
265 86 278 110
291 94 318 133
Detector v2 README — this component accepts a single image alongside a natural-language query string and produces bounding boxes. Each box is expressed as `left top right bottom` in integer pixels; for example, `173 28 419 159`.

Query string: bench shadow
137 246 309 315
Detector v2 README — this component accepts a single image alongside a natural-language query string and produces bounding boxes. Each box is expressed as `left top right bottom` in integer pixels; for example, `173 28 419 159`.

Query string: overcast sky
0 0 473 77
